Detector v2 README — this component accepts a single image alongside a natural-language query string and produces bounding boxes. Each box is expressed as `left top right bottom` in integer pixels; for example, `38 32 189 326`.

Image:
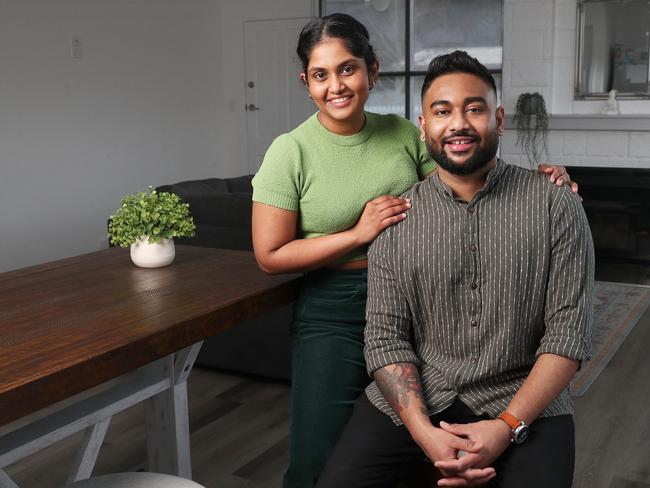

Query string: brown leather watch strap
498 411 521 430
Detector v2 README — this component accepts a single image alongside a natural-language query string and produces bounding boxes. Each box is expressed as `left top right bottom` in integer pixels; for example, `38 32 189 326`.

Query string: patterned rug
570 281 650 396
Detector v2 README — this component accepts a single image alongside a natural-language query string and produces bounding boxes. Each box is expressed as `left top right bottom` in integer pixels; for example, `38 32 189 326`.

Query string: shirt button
470 244 477 252
470 282 478 290
471 320 478 327
470 357 477 364
468 207 475 214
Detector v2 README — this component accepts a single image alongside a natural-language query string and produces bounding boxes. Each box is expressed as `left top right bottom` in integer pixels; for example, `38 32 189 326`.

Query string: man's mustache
442 130 480 143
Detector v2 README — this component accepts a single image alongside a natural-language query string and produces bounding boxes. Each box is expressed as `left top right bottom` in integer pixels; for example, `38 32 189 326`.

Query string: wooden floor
572 262 650 488
5 262 650 488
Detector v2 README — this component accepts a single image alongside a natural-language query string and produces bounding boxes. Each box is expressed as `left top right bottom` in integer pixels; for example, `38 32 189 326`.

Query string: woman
251 13 574 488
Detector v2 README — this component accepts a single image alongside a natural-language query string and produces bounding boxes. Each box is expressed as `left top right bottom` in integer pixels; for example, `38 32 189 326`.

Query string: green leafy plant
108 187 195 248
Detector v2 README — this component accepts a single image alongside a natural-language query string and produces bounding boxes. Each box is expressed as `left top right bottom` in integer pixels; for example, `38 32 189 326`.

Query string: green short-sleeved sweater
252 111 437 263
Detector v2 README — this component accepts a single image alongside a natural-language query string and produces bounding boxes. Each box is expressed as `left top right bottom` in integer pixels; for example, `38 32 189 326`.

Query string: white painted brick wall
579 156 612 166
502 129 646 168
502 0 650 167
542 31 554 59
512 3 554 30
585 132 629 157
500 132 562 161
555 2 576 29
609 157 640 167
554 155 581 165
500 132 519 154
563 133 586 155
553 58 574 88
507 34 544 60
551 86 575 114
629 133 650 158
510 59 552 87
546 131 564 155
553 28 575 58
500 154 527 167
504 3 514 29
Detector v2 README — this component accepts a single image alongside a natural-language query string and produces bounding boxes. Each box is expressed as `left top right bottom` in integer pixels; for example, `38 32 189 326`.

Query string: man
315 51 594 488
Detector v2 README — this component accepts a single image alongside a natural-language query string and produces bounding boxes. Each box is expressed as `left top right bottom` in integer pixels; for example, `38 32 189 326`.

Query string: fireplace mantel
505 115 650 132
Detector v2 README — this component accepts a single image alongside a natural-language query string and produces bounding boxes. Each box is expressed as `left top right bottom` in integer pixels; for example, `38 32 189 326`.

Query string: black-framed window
321 0 503 123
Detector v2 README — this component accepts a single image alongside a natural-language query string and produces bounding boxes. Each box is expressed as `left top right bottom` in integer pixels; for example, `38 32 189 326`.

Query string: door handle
246 104 260 111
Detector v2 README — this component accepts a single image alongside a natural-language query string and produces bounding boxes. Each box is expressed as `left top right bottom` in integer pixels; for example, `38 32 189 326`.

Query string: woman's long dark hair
296 13 378 74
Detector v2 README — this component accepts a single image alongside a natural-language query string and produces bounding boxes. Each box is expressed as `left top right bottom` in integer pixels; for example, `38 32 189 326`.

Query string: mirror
576 0 650 99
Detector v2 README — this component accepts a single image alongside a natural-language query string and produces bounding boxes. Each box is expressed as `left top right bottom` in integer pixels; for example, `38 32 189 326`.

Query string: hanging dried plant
513 92 549 167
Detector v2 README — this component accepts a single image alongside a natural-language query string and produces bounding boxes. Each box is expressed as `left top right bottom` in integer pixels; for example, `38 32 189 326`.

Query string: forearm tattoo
374 363 428 415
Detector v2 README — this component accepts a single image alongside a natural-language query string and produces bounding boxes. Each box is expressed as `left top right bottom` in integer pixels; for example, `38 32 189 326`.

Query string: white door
244 18 316 173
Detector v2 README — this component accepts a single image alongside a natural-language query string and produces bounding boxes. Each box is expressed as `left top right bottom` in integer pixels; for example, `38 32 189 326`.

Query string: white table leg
144 342 202 478
67 417 111 484
0 342 203 485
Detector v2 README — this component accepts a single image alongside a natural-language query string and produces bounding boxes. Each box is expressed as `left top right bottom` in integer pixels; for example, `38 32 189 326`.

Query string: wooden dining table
0 246 300 486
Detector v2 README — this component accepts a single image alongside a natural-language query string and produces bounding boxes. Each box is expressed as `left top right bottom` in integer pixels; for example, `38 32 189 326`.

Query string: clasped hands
414 419 512 487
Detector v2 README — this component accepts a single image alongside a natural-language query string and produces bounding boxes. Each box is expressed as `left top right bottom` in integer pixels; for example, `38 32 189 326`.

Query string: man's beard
426 130 499 176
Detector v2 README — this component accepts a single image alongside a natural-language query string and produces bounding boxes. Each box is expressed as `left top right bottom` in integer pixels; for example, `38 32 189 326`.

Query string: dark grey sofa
156 175 292 381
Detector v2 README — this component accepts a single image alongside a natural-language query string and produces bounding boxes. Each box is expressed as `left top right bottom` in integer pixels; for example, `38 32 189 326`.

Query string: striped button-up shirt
365 159 595 425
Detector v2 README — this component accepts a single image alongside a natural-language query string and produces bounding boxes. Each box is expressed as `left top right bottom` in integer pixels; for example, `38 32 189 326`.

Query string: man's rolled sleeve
537 189 595 364
364 226 419 376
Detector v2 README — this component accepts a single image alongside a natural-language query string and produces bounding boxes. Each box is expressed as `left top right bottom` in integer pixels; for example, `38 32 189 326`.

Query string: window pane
410 75 425 124
322 0 406 71
410 73 502 124
410 0 503 71
494 73 502 106
367 76 405 117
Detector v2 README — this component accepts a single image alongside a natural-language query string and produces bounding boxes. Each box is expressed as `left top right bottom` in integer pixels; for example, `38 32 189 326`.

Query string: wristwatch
498 412 529 444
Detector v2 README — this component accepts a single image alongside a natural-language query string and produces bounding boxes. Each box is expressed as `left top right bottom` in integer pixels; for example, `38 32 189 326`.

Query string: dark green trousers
283 268 370 488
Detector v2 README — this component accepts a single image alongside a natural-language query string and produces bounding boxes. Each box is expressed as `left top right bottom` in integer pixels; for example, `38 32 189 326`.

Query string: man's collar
430 158 508 204
480 158 508 196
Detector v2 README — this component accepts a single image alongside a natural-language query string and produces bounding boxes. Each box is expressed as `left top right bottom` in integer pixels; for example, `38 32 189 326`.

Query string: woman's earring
308 92 313 100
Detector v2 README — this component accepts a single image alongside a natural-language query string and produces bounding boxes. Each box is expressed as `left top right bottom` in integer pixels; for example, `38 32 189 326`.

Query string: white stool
66 472 206 488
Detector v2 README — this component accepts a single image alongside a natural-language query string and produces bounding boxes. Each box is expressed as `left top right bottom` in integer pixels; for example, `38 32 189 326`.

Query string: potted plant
108 187 195 268
512 92 549 168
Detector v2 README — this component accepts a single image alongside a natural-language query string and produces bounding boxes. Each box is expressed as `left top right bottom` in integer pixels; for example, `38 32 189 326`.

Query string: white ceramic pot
130 236 175 268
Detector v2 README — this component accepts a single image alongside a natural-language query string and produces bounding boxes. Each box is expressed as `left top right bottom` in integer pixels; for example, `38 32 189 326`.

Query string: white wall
500 0 650 169
0 0 223 271
0 0 316 273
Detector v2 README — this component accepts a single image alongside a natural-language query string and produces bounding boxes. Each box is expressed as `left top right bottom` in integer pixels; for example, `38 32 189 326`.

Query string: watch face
513 424 529 444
